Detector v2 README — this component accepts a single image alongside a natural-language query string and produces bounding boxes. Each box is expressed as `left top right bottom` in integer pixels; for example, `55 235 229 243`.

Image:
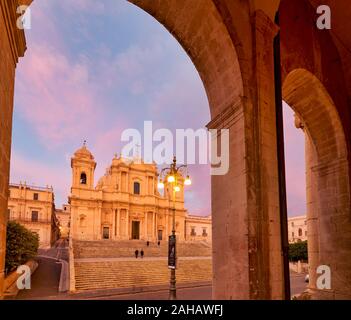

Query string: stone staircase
73 240 212 259
74 258 212 291
72 240 212 292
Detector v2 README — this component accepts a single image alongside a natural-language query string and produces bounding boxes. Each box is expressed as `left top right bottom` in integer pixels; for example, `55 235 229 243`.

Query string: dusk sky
11 0 306 217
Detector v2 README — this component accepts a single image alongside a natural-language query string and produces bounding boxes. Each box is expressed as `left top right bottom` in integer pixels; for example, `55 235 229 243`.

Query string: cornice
0 0 27 66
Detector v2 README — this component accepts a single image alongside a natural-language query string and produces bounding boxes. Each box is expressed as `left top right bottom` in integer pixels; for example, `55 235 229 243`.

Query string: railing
69 236 76 292
10 183 53 192
9 217 51 224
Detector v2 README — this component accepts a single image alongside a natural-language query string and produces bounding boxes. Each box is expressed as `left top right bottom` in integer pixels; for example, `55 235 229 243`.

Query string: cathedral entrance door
158 230 163 241
103 227 110 239
132 221 140 240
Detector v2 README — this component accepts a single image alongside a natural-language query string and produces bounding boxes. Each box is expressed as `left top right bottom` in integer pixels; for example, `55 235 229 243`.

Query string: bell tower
71 142 96 189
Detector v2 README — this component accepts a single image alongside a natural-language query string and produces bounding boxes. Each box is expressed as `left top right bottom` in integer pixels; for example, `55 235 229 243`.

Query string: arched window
133 182 140 195
298 228 302 237
80 172 87 185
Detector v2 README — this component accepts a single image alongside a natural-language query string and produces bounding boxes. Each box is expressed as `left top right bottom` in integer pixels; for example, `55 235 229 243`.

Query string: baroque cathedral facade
69 144 211 242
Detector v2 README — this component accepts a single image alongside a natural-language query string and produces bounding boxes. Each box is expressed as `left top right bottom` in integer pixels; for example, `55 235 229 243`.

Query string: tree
289 240 308 262
5 221 39 275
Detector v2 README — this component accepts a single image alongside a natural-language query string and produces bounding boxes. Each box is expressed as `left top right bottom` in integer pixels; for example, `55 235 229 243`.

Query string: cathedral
69 144 211 242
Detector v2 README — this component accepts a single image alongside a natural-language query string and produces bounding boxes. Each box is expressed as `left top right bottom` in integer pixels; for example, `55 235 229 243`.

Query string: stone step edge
70 280 212 298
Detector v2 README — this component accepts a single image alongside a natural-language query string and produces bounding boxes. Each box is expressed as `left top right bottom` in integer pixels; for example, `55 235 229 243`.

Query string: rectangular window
202 228 207 236
133 182 140 195
191 227 196 236
33 193 39 200
31 211 39 222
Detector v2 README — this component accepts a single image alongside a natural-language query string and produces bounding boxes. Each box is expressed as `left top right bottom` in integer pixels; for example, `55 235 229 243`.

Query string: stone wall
0 0 27 299
1 0 351 300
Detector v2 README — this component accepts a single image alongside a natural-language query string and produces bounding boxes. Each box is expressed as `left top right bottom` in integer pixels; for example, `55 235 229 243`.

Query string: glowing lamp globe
184 175 192 186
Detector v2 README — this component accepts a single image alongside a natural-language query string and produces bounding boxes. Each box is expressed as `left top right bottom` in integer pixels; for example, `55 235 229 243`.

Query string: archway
283 68 351 299
1 0 288 300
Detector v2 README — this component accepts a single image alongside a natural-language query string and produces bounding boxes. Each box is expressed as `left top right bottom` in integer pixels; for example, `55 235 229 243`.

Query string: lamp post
157 156 191 300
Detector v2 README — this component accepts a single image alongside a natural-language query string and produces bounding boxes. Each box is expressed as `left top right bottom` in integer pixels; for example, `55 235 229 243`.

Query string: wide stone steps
74 259 212 291
74 240 212 259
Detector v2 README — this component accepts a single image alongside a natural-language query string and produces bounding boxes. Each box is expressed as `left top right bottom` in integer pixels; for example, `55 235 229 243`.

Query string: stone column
96 204 102 240
144 211 148 240
125 210 129 240
152 212 155 241
308 154 351 299
155 212 158 240
116 209 120 238
209 10 283 300
165 211 168 239
0 1 28 299
112 209 116 240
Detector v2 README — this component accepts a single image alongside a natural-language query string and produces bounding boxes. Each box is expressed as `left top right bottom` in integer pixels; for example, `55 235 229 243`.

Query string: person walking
140 249 144 259
135 249 139 259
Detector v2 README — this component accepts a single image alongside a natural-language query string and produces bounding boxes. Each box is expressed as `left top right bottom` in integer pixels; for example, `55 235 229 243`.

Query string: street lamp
158 156 191 300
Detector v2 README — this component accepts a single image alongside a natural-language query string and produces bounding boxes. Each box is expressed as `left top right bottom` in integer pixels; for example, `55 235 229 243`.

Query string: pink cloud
15 44 103 149
10 151 71 206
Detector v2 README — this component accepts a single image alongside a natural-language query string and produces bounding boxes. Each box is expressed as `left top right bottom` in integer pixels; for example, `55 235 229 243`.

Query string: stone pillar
0 1 28 299
165 211 169 239
126 210 129 240
152 212 155 241
155 212 158 240
209 10 283 300
116 209 120 238
112 209 116 240
95 204 102 240
144 211 148 240
308 155 351 299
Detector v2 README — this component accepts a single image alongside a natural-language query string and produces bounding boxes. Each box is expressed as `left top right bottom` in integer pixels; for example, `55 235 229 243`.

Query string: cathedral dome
73 143 94 160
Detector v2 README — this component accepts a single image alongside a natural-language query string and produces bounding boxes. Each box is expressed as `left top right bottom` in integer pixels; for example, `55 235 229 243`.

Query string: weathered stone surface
1 0 351 300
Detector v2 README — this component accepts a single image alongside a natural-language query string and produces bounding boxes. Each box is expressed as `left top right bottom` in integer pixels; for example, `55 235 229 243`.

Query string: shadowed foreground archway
5 0 351 300
1 0 288 300
283 69 351 299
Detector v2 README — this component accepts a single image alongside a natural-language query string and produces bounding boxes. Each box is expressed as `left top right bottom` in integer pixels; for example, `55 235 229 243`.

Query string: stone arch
127 0 257 300
128 0 244 118
3 0 286 300
283 68 351 299
283 69 348 161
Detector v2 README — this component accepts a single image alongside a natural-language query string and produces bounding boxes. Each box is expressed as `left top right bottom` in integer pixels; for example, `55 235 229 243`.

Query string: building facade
185 215 212 241
69 144 211 242
55 204 71 238
288 215 307 243
7 183 59 248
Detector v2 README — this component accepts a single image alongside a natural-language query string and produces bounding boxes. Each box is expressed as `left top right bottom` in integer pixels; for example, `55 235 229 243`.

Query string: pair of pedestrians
135 249 144 259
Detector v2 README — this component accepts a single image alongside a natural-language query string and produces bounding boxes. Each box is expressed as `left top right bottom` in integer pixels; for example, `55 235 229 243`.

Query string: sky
11 0 306 217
